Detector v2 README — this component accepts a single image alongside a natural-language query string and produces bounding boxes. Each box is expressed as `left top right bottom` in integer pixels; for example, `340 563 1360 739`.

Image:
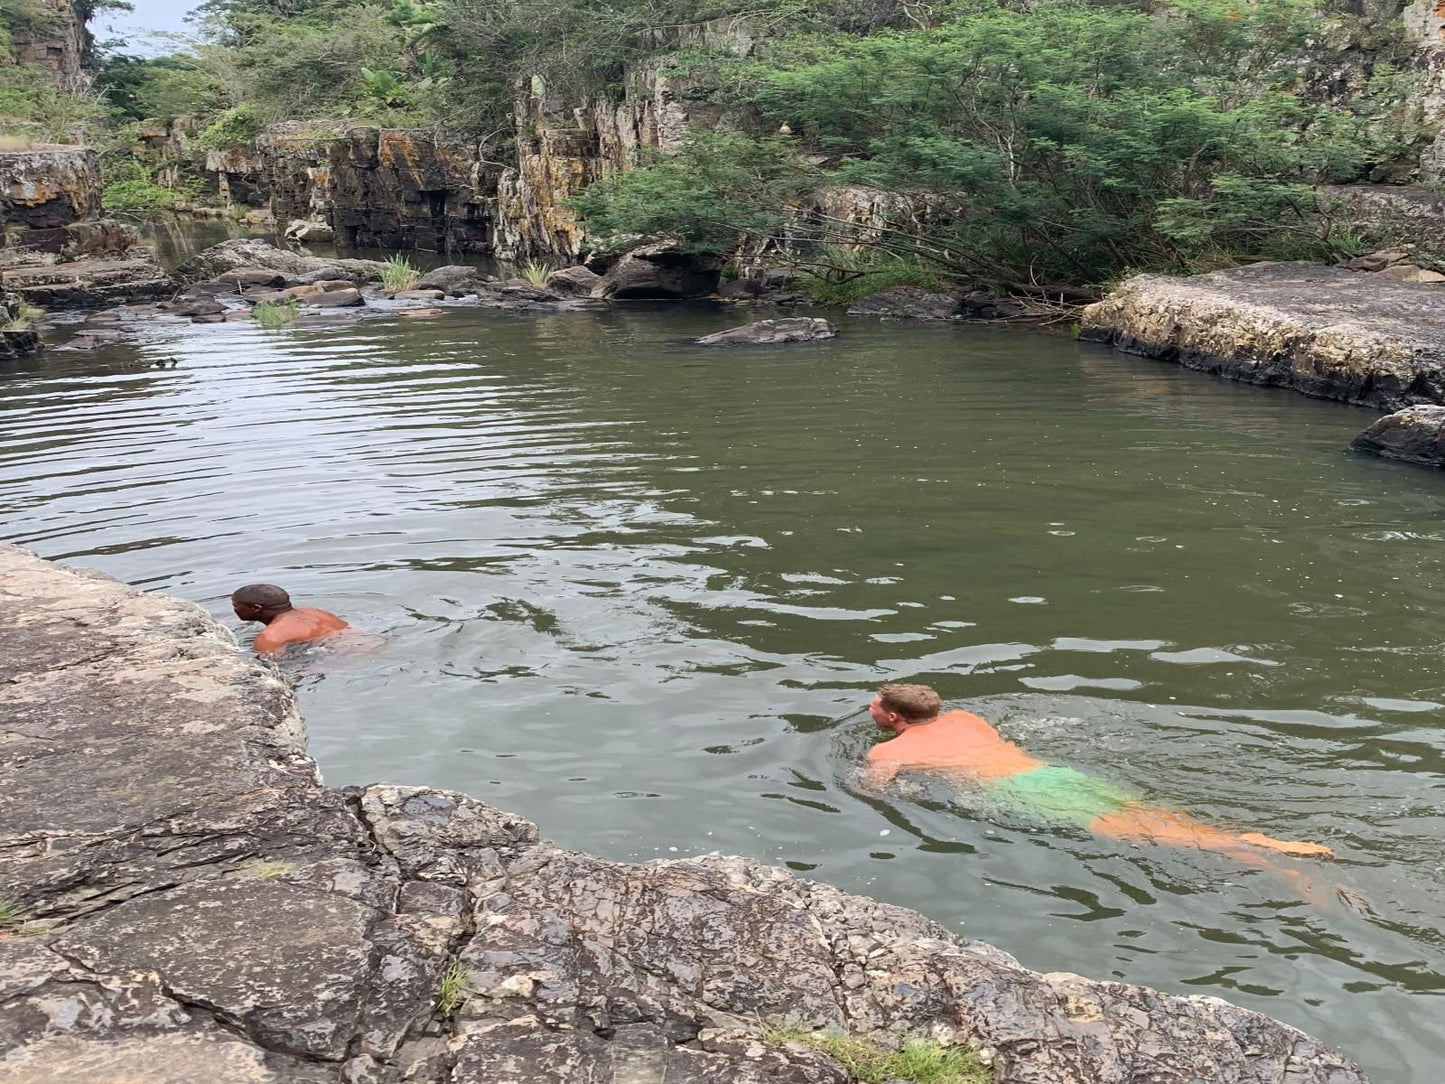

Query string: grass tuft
381 255 421 292
253 298 300 328
520 259 551 289
0 899 22 934
436 959 467 1014
762 1026 989 1084
0 302 43 332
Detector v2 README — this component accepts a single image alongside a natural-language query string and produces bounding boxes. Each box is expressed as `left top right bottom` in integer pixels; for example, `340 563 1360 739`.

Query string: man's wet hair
878 683 942 722
232 583 292 609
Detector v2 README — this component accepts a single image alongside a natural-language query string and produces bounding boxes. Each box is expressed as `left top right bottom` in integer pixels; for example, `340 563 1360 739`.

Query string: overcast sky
94 0 201 54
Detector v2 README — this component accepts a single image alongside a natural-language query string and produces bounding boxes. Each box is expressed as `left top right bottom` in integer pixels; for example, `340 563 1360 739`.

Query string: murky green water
2 294 1441 1079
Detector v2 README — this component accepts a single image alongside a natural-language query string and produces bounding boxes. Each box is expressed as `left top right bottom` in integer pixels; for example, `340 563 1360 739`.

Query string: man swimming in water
864 683 1332 858
231 584 348 656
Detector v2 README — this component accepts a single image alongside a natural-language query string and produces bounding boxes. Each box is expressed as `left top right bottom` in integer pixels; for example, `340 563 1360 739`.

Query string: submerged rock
697 317 837 345
596 242 723 299
1350 405 1445 467
0 542 1370 1084
847 288 962 320
1081 262 1445 410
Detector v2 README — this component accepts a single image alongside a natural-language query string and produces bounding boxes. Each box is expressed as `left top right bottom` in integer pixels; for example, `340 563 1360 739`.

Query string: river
1 259 1441 1080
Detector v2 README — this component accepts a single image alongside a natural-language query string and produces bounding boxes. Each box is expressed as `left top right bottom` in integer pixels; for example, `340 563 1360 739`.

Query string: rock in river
697 317 837 346
1349 405 1445 467
1081 262 1445 410
847 287 962 320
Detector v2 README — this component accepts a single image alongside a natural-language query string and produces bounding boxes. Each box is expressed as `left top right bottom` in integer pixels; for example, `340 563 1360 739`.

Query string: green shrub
102 178 178 215
197 103 264 149
380 255 421 291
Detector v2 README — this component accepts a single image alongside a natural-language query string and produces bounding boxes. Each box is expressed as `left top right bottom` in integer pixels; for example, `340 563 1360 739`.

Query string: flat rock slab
1080 262 1445 410
3 255 175 309
697 317 837 345
0 544 1369 1084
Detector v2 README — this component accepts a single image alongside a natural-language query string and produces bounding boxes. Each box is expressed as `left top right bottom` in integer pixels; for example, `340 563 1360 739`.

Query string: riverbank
0 544 1366 1083
1080 262 1445 411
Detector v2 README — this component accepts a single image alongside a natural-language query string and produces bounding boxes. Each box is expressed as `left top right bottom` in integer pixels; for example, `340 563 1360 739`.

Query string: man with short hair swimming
231 584 348 656
864 683 1331 858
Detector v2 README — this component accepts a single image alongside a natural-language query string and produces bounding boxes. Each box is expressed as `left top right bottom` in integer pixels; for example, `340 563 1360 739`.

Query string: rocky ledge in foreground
1080 262 1445 411
0 545 1365 1084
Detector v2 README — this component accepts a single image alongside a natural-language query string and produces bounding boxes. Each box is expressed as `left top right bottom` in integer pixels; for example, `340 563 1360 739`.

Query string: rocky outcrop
1080 262 1445 410
2 253 174 308
1321 185 1445 249
1349 404 1445 465
208 126 500 255
697 317 836 345
0 544 1368 1084
4 0 89 93
596 242 722 299
0 146 101 231
175 237 387 284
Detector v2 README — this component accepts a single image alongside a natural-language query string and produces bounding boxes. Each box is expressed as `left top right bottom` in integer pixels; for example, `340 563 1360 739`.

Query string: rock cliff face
1080 262 1445 410
210 126 500 254
0 543 1369 1084
4 0 89 92
0 146 101 231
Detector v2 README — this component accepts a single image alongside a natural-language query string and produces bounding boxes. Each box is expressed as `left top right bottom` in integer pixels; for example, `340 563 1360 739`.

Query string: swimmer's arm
861 758 900 790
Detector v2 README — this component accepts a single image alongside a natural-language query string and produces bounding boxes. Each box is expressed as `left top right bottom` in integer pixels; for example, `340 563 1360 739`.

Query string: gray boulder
697 317 837 346
306 288 365 308
283 218 336 244
596 242 723 300
1350 405 1445 467
847 287 962 320
218 268 286 288
417 265 484 294
544 265 603 297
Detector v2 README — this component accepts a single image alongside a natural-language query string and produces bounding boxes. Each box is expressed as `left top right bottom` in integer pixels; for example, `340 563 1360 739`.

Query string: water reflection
1 305 1442 1079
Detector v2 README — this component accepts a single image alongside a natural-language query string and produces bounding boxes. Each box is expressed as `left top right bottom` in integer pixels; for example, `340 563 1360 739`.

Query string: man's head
231 583 293 623
869 682 943 732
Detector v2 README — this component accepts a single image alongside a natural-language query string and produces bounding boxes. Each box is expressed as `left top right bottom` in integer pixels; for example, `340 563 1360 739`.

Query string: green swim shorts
989 765 1131 827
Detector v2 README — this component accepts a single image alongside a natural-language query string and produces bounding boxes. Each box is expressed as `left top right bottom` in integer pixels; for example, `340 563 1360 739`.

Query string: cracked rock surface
1080 262 1445 411
0 544 1369 1083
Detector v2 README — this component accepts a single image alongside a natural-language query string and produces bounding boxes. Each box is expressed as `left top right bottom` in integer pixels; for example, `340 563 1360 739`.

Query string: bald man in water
231 584 348 655
864 683 1332 859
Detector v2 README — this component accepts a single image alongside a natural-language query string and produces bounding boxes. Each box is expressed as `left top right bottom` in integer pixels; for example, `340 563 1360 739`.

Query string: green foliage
103 170 180 215
571 0 1420 289
380 254 420 290
94 53 226 122
763 1027 989 1084
197 103 264 148
0 899 21 932
793 248 947 304
519 259 550 287
436 959 467 1013
570 130 813 253
253 298 300 326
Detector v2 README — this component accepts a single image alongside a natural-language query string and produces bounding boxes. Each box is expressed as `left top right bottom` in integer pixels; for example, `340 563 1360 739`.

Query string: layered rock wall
4 0 89 93
0 544 1368 1084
